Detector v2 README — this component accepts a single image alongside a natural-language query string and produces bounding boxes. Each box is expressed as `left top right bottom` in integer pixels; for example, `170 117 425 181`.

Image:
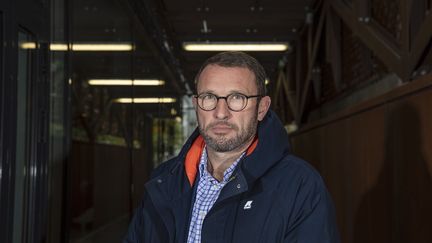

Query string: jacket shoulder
275 155 340 242
150 157 180 179
265 154 331 218
275 154 326 188
279 154 323 183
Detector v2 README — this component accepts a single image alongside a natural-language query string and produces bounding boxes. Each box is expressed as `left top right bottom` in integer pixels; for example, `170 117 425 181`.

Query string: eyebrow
197 89 249 95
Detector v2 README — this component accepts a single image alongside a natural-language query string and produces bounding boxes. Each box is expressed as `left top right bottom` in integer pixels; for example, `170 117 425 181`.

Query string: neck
206 136 254 182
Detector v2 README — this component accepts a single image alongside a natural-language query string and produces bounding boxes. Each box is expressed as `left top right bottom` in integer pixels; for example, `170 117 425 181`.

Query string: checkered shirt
186 147 245 243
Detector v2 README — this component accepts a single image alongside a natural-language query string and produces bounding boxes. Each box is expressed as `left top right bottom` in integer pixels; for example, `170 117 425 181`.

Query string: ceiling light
19 42 134 51
50 44 69 51
71 43 133 51
88 79 165 86
20 42 37 49
114 98 176 103
50 43 133 51
183 42 289 51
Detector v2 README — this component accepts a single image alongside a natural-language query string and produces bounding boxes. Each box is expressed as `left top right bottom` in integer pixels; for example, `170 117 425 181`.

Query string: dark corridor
1 0 432 243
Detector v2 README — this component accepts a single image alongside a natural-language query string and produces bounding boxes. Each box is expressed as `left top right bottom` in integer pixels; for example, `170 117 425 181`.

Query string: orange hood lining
184 135 258 186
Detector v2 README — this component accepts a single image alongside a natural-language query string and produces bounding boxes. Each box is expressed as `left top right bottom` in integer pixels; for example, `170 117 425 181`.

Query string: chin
212 133 234 141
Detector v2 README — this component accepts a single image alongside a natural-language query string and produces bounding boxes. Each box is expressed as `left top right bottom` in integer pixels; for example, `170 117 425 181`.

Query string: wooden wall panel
290 128 322 171
290 76 432 243
349 107 388 243
386 93 432 243
320 120 350 243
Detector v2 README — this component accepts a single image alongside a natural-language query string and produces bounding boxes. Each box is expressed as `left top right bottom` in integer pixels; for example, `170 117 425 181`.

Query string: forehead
197 65 257 94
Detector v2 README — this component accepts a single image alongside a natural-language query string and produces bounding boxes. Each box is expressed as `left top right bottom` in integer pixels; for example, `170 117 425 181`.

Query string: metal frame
126 0 191 94
0 0 51 242
0 2 19 242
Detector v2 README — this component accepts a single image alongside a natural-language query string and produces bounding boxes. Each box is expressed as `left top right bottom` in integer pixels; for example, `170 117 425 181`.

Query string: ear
257 96 271 121
192 96 198 110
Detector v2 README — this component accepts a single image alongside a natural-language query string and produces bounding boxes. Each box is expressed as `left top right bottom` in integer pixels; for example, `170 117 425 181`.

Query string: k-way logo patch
243 200 253 209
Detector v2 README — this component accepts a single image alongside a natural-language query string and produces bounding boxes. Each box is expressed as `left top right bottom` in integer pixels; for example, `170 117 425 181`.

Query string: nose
213 97 230 119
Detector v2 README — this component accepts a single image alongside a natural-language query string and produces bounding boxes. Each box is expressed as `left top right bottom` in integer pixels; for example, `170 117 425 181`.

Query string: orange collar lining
184 136 258 186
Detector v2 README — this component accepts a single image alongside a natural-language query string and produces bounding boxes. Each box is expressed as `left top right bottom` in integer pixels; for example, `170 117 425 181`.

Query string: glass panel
14 29 33 243
47 0 68 241
67 0 185 242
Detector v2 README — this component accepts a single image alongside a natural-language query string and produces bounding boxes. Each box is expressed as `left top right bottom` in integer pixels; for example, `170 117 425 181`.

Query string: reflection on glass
14 29 33 243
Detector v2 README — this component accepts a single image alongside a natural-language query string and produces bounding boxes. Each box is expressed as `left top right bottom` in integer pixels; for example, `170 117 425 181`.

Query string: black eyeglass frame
194 93 262 112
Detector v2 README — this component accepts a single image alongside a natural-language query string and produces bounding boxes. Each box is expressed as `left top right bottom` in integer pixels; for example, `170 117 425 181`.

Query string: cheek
237 113 256 129
196 111 210 127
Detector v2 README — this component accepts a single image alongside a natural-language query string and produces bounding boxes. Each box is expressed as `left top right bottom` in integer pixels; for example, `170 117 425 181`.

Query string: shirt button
237 184 241 189
199 211 206 218
213 185 218 189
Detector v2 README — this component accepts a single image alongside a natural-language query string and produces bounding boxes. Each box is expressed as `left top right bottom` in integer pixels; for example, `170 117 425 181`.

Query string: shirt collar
198 146 245 183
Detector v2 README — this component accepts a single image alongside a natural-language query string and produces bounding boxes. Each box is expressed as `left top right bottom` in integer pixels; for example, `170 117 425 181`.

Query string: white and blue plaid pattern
186 147 245 243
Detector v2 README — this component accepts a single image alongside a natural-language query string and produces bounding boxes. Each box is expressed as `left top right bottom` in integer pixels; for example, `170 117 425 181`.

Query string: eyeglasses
194 93 262 112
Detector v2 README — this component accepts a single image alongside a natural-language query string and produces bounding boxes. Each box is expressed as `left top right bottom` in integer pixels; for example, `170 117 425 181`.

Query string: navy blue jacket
124 110 340 243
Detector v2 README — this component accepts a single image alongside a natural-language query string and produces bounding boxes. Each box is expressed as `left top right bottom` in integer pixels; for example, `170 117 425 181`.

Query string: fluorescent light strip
72 44 133 51
20 42 37 49
19 42 133 51
50 44 69 51
183 42 289 51
88 79 165 86
115 98 176 103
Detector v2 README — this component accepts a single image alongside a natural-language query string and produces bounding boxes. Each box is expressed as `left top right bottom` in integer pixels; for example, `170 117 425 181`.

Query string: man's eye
201 94 214 100
231 94 244 100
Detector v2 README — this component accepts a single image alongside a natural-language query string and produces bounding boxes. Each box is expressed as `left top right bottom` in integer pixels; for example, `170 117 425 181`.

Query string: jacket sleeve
123 191 169 243
123 160 176 243
283 175 340 243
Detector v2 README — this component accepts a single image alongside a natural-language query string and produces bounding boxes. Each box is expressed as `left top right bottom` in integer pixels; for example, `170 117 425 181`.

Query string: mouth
208 123 235 134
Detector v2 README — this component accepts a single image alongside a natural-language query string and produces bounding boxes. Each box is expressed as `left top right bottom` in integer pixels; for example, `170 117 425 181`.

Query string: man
124 51 340 243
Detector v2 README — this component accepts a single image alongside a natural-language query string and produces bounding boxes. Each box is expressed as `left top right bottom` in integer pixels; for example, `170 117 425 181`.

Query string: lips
208 122 236 134
212 126 232 133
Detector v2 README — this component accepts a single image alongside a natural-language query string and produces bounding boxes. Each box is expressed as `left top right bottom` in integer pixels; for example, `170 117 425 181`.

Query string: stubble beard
198 112 258 152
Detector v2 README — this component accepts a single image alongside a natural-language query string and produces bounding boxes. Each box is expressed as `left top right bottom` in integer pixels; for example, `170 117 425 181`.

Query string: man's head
193 51 271 153
194 51 267 96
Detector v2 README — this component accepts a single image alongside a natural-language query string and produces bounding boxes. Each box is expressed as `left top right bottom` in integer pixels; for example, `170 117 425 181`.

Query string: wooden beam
326 8 342 90
299 2 328 122
278 72 288 122
287 54 298 119
330 0 403 76
401 0 414 52
281 61 297 121
273 68 284 106
353 0 370 19
295 39 303 124
408 10 432 76
400 0 414 81
311 67 322 102
307 16 313 64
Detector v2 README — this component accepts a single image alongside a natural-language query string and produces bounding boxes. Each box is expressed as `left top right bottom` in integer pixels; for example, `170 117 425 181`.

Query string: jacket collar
180 109 289 187
183 134 258 186
240 110 291 184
